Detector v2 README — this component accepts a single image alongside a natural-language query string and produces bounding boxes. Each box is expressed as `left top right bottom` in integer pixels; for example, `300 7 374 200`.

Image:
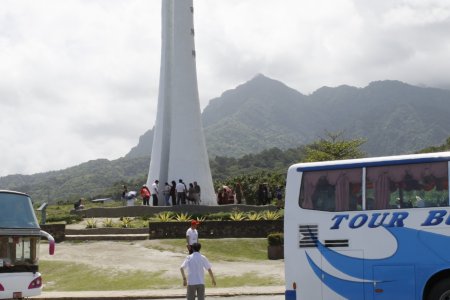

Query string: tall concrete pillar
147 0 216 205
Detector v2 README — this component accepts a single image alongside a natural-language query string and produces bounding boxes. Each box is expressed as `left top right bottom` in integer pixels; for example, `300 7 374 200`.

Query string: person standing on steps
193 181 201 204
171 180 177 206
121 185 128 206
163 182 171 206
151 180 159 206
177 179 187 205
140 185 151 206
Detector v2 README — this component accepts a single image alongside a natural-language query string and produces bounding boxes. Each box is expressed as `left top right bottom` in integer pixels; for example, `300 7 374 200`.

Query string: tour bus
284 152 450 300
0 190 55 299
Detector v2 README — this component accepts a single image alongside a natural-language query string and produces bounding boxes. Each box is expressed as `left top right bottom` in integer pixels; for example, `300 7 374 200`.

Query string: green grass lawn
41 261 280 291
149 238 268 261
41 261 171 291
40 238 282 291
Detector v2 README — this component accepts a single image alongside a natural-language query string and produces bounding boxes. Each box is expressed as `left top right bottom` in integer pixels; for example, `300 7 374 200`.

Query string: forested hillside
3 74 450 205
1 134 450 205
128 75 450 159
0 157 149 204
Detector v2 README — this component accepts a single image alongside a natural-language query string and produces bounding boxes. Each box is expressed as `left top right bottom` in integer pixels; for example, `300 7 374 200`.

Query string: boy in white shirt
180 243 216 300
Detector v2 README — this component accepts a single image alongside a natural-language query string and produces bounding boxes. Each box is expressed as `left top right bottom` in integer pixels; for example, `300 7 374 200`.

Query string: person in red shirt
140 185 151 206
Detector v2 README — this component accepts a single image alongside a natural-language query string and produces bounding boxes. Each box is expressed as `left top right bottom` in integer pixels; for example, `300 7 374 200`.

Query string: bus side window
366 161 449 210
312 177 335 211
299 168 362 212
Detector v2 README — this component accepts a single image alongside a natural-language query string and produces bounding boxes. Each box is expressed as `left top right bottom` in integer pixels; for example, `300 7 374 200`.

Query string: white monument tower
147 0 216 205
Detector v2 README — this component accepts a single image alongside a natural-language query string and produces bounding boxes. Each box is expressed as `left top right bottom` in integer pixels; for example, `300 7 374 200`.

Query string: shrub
139 215 151 221
174 213 192 222
229 210 246 221
261 210 282 220
190 213 206 220
207 212 232 221
85 218 97 229
154 212 174 222
247 212 263 221
267 233 284 246
196 216 207 222
102 218 114 228
120 217 133 228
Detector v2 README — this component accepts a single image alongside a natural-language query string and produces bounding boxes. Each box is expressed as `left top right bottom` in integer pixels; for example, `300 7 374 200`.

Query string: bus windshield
0 193 39 229
0 236 40 272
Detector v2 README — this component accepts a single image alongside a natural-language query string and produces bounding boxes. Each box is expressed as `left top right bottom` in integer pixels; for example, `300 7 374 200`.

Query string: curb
65 234 148 241
35 286 285 299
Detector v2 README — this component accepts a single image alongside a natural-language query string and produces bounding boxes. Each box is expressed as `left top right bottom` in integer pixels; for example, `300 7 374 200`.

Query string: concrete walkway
36 286 284 299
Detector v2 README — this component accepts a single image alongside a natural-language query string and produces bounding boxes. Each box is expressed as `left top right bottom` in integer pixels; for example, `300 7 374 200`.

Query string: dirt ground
39 224 284 281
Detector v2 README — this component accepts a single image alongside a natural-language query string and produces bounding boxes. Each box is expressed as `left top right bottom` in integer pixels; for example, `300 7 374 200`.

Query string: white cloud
1 0 450 176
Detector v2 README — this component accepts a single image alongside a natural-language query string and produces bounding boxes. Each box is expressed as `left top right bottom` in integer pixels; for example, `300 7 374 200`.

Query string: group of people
172 180 202 206
122 179 202 207
216 182 284 208
137 180 159 206
124 181 284 208
258 184 283 207
216 182 243 205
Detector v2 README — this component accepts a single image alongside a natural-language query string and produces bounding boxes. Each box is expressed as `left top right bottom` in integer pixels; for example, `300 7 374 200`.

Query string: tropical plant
175 213 192 222
247 212 263 221
196 215 207 222
261 210 282 220
229 210 246 221
85 218 97 229
154 212 174 222
120 217 133 228
102 218 114 228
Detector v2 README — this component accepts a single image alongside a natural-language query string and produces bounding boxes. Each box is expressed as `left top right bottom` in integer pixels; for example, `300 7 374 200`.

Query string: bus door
372 265 415 300
320 249 365 300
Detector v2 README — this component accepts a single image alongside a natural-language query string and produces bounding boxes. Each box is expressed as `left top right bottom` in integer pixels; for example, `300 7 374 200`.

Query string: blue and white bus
284 152 450 300
0 190 55 299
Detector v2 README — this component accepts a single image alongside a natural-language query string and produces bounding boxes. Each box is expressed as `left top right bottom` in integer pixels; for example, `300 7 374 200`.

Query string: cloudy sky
1 0 450 177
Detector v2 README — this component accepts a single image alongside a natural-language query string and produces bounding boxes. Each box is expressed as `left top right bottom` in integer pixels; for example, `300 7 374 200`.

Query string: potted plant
267 232 284 260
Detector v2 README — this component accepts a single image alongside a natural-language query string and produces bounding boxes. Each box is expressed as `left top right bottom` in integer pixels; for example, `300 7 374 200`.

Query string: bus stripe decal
305 227 450 298
306 253 369 299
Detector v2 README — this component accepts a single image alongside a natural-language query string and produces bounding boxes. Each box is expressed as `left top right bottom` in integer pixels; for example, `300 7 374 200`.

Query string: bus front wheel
427 278 450 300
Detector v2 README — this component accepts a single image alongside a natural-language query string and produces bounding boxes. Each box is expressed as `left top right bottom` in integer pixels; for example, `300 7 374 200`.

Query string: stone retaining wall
40 224 66 243
71 204 278 218
39 219 284 241
149 220 283 239
65 228 148 235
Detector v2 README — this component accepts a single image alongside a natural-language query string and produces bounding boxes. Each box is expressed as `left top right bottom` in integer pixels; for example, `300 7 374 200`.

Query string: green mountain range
1 74 450 204
127 74 450 159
